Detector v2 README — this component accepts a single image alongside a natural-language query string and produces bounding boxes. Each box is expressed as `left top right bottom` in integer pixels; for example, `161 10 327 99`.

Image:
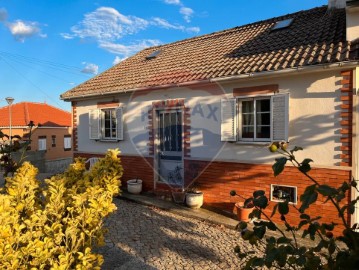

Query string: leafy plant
234 142 359 269
0 148 122 269
230 190 254 209
0 121 35 177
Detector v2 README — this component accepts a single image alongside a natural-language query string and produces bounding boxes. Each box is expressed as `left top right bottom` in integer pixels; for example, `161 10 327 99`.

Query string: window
239 97 271 141
38 137 47 151
89 107 123 141
52 135 56 147
271 18 293 31
270 184 297 204
64 136 71 151
221 94 289 142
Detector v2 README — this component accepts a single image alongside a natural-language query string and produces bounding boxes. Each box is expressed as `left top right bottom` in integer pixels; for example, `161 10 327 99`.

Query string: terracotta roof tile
61 6 353 100
0 102 71 127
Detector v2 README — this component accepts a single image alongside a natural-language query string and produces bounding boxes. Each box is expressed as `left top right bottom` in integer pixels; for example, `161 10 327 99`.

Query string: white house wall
75 69 343 168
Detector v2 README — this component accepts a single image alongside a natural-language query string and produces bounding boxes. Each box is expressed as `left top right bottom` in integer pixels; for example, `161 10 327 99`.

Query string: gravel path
98 198 261 270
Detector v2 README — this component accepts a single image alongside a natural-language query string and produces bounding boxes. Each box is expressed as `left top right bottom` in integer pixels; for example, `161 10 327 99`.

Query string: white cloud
180 7 194 23
6 20 45 42
60 33 74 40
0 8 7 22
151 17 200 33
185 26 200 34
152 17 183 30
113 56 127 65
81 63 99 75
163 0 181 5
67 7 148 42
100 39 161 56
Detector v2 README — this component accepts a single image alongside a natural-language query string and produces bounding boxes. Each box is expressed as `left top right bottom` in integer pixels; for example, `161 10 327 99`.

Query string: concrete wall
45 157 73 174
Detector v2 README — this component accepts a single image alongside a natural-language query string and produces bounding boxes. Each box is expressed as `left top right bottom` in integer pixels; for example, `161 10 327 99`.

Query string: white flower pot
185 191 203 209
127 179 142 194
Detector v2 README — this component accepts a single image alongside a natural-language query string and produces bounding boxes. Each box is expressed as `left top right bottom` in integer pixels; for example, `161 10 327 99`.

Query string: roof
61 6 351 100
0 102 71 127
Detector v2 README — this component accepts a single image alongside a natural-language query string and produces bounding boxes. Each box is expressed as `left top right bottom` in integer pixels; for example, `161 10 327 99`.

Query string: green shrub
0 149 122 269
235 142 359 269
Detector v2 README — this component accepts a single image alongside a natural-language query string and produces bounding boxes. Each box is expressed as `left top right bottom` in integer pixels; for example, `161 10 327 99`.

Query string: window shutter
116 107 123 140
221 98 237 141
89 109 100 140
271 94 289 141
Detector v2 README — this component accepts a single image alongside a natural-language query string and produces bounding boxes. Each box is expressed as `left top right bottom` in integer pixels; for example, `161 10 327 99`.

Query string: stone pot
235 202 254 222
127 179 142 194
185 191 203 209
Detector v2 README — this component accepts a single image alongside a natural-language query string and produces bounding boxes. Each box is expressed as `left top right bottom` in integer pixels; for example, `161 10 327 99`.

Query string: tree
235 142 359 269
0 149 122 269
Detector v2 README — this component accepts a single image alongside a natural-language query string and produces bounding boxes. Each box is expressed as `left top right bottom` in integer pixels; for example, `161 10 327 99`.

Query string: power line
0 50 85 74
0 56 69 110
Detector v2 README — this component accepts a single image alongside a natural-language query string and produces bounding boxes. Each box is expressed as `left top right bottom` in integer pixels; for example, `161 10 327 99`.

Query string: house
0 102 73 173
61 0 359 234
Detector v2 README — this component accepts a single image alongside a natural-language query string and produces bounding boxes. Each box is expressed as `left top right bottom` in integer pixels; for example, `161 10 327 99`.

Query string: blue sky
0 0 327 111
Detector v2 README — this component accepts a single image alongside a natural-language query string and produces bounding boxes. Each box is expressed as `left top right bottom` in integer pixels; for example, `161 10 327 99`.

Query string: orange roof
61 6 354 100
0 102 71 127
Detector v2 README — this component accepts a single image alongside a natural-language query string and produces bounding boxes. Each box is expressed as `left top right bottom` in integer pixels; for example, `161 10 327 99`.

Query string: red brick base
76 153 351 235
74 153 155 192
183 159 351 235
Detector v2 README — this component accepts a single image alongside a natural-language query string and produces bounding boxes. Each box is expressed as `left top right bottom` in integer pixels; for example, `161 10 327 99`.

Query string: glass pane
242 100 254 113
256 99 270 112
171 113 176 151
242 126 254 138
177 112 182 151
256 126 270 138
256 112 270 125
242 113 254 125
164 113 170 151
159 113 164 151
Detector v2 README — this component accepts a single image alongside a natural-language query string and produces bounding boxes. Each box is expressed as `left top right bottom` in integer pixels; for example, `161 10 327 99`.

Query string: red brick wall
184 159 351 235
339 70 353 166
74 153 154 192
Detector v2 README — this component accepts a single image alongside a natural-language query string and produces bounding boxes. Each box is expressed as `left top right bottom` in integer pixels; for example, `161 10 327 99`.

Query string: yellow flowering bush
0 149 122 269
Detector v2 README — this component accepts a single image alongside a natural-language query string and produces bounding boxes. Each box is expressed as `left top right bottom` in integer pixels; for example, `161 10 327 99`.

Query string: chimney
328 0 346 9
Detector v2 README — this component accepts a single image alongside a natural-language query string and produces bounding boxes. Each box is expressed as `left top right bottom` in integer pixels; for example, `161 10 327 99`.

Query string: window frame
38 137 47 151
220 93 289 143
237 96 272 142
89 107 123 141
101 108 117 140
64 136 72 151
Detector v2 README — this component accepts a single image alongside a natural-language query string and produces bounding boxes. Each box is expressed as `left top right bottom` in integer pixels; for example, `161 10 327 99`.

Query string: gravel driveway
98 198 259 270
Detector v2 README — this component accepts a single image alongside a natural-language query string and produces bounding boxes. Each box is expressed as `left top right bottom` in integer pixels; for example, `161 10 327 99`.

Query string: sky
0 0 327 112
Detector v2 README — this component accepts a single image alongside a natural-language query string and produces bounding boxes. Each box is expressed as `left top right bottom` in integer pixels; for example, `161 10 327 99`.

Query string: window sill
234 141 270 146
96 139 122 142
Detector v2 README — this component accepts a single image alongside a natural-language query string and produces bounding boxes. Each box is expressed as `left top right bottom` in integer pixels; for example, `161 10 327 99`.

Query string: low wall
12 151 46 173
45 157 73 174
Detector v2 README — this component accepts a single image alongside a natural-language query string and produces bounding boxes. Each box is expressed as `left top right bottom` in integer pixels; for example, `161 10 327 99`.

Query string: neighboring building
0 102 72 172
61 0 359 234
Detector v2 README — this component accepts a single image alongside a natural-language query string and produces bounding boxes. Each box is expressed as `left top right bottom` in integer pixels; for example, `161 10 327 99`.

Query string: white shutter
116 107 123 140
221 98 237 141
271 94 289 141
89 109 100 140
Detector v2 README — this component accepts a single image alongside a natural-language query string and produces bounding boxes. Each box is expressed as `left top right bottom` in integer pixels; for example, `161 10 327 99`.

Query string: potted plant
185 183 203 209
230 190 254 222
127 178 142 194
171 188 186 204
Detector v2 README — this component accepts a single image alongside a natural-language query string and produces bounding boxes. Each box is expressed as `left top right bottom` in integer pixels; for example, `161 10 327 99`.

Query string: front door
157 109 183 188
